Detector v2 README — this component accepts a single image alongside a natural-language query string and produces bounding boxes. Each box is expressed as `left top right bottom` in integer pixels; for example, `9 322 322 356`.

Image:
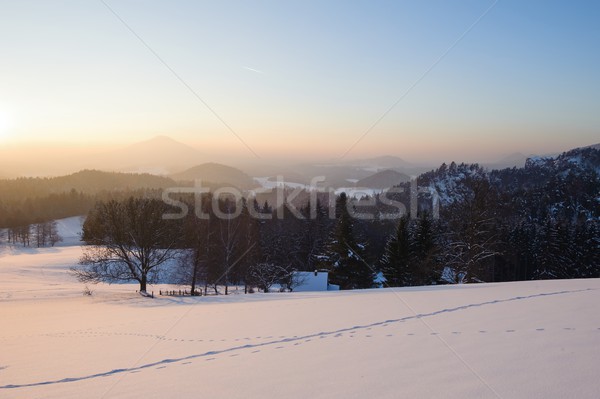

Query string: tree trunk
140 275 147 293
191 265 197 296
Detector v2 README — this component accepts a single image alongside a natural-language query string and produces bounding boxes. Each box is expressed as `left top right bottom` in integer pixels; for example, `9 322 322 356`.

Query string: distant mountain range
1 135 598 192
341 155 415 170
0 135 205 178
483 152 531 169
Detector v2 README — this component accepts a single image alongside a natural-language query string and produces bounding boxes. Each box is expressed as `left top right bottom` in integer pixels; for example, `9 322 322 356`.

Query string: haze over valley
1 1 599 398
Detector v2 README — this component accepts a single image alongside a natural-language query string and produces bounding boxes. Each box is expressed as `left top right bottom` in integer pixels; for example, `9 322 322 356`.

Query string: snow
54 216 85 246
1 227 600 398
253 177 309 191
253 176 382 199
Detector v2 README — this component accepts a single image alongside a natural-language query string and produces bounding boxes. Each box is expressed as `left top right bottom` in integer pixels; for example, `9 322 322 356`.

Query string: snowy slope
54 216 85 247
1 243 599 398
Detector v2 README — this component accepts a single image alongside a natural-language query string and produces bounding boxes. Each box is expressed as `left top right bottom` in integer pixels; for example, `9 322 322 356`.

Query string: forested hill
416 146 600 222
1 147 598 284
0 170 178 229
0 170 177 201
383 146 599 283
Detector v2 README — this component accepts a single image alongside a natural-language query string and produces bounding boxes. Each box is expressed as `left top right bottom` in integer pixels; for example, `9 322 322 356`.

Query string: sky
0 0 599 163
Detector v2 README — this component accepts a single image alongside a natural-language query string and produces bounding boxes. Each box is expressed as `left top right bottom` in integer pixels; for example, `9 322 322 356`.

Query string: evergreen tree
381 216 411 286
411 212 439 285
322 193 374 289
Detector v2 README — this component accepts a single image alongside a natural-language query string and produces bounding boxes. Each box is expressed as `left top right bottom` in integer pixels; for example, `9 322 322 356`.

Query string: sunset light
0 1 598 398
0 111 11 139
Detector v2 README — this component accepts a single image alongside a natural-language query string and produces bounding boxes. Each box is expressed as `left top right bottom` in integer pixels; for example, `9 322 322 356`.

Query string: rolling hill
170 163 257 189
356 169 411 189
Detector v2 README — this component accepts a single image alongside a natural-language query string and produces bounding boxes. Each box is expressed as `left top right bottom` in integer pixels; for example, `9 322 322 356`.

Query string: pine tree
381 216 411 286
573 222 600 278
411 212 439 285
532 220 577 280
322 193 374 289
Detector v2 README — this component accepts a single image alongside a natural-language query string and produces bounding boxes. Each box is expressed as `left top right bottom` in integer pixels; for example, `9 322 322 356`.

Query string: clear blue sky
0 0 598 162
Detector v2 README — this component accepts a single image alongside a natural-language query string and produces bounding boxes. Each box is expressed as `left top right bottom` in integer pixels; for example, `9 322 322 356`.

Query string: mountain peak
125 136 199 152
136 135 184 146
111 136 203 173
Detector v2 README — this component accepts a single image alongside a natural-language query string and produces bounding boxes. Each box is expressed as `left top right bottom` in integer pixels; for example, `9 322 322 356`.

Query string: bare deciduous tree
248 262 290 293
71 197 178 293
442 178 501 283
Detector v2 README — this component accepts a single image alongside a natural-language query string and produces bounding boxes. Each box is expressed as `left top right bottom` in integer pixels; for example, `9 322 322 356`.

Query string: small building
292 270 339 292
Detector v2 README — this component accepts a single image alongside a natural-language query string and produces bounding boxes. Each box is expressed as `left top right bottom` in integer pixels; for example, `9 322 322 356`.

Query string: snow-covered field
1 219 599 398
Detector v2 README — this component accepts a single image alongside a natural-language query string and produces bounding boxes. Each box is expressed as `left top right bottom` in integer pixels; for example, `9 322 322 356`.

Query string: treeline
5 221 62 247
0 169 256 242
0 190 93 230
167 191 399 292
12 147 600 289
0 169 192 247
380 147 600 284
0 169 176 232
170 147 598 289
79 194 338 293
0 170 176 200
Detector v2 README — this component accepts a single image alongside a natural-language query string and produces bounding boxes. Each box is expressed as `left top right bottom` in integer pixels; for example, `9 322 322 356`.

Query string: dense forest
4 148 600 288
